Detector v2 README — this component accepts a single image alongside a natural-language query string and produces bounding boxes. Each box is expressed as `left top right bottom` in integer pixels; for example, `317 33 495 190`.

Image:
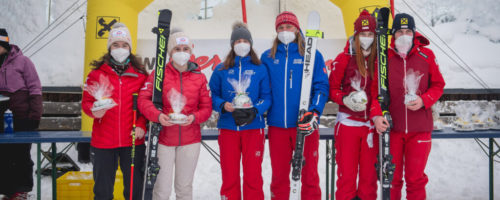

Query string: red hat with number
354 10 376 36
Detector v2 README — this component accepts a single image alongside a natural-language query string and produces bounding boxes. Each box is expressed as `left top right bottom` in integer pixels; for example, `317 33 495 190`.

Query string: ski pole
130 93 138 200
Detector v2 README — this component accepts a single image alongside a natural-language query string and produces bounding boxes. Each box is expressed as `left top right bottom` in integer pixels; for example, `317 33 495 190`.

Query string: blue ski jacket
209 55 272 131
261 42 329 128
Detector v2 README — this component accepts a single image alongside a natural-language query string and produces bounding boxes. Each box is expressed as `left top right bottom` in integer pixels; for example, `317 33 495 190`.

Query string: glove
220 102 228 114
232 108 257 126
342 91 367 112
297 111 318 135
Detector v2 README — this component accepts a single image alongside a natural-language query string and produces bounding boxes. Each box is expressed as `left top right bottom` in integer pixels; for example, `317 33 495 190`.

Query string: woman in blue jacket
209 22 271 200
260 11 329 200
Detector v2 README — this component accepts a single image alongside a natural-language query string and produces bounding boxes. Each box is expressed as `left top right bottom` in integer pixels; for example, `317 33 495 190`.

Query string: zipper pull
289 69 293 89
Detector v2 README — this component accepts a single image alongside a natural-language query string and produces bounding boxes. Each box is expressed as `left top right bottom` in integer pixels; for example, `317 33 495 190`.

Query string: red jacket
370 33 445 133
138 62 212 146
329 40 374 121
82 63 148 149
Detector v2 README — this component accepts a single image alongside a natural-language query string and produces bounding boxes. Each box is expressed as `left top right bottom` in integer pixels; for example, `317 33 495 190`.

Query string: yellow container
57 170 124 200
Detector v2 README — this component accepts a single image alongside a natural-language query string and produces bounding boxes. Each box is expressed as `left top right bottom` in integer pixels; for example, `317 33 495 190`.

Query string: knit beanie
107 23 132 50
392 13 416 34
275 11 301 31
354 10 376 36
230 21 253 46
0 28 10 51
167 29 194 54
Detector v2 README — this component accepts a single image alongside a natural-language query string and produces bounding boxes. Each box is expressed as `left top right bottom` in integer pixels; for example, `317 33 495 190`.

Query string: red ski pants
334 123 378 200
268 126 321 200
218 128 265 200
390 131 432 200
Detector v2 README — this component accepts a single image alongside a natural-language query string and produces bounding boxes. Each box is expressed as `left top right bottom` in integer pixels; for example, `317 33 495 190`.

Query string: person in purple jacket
0 28 43 200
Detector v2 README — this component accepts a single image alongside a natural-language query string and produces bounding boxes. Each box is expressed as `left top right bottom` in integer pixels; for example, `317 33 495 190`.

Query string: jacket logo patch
362 19 369 26
419 51 428 59
228 69 235 75
141 82 151 90
293 59 302 64
401 18 409 25
244 70 254 75
273 59 279 64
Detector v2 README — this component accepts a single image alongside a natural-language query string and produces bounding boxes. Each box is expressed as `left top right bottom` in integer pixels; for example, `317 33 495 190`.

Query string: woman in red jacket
81 23 148 200
372 13 445 200
329 10 378 200
138 30 212 200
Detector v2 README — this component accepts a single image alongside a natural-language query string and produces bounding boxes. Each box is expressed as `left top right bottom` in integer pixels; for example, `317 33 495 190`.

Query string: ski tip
307 11 321 29
158 9 172 15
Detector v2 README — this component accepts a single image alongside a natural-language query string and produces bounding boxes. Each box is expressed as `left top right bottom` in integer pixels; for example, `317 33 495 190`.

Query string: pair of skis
290 11 323 200
375 7 395 200
141 9 172 200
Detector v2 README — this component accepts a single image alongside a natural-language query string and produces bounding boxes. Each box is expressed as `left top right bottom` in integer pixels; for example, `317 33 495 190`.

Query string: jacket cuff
420 94 433 109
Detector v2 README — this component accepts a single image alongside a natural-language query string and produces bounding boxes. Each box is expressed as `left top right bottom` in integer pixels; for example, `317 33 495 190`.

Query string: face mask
234 43 251 57
395 35 413 57
110 48 130 63
172 52 190 66
278 31 296 45
359 36 374 50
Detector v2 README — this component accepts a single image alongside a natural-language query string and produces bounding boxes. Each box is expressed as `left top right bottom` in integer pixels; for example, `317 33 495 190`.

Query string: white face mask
234 43 251 57
172 52 190 66
359 36 374 50
395 35 413 57
110 48 130 63
278 31 296 45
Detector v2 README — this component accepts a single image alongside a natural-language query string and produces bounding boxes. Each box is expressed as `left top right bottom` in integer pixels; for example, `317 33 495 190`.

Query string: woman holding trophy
138 29 212 199
81 23 148 200
328 10 378 200
209 21 271 200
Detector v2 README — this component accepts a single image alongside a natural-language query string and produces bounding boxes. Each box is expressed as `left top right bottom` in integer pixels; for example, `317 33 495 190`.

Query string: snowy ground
29 138 500 200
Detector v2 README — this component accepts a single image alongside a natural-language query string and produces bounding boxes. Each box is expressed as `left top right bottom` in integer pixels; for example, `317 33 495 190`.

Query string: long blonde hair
354 34 376 79
268 31 305 59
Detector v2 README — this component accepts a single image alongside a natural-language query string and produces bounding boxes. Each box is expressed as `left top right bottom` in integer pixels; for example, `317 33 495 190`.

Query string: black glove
220 102 228 114
232 108 257 126
297 111 318 135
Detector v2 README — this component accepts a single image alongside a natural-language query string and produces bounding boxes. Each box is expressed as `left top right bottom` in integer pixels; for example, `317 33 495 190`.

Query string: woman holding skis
209 21 271 200
329 10 378 200
82 23 148 200
371 13 445 200
138 29 212 200
260 11 329 200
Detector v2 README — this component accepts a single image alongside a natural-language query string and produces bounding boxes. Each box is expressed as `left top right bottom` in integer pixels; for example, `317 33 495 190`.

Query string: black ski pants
91 145 145 200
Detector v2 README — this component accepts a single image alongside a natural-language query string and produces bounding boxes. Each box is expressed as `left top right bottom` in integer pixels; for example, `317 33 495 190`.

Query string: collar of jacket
234 55 251 65
100 62 137 77
277 42 299 53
